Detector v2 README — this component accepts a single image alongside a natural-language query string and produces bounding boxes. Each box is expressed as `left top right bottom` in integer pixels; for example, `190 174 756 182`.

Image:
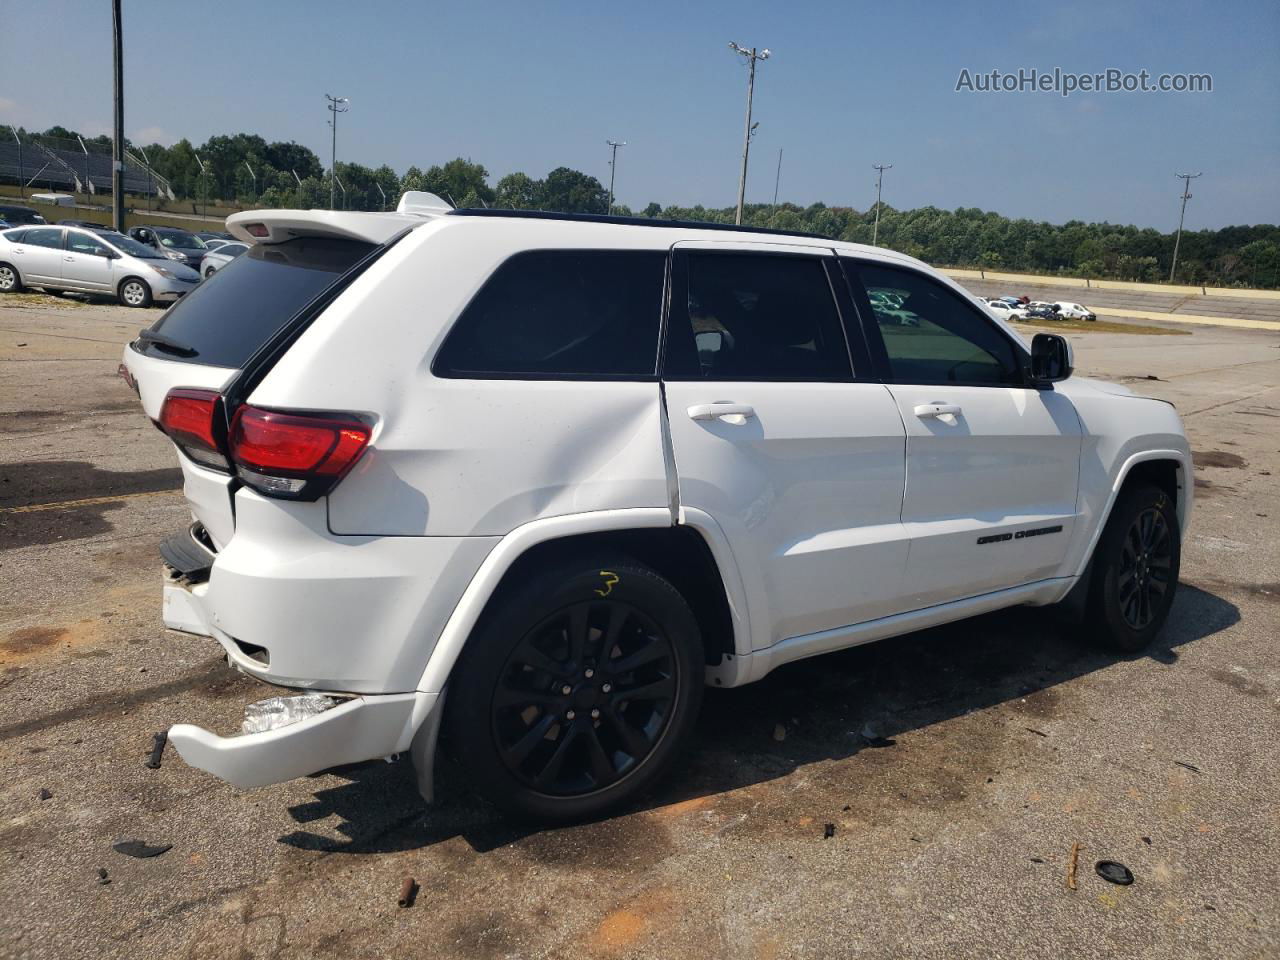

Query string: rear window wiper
137 328 198 357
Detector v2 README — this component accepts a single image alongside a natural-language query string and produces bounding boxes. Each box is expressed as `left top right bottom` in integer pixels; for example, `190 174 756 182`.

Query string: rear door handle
913 403 963 419
688 402 756 422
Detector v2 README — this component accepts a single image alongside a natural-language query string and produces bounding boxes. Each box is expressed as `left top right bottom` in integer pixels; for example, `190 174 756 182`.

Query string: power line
729 42 770 226
1169 171 1202 283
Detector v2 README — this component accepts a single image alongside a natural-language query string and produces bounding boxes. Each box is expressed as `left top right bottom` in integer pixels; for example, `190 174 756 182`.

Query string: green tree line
17 126 1279 288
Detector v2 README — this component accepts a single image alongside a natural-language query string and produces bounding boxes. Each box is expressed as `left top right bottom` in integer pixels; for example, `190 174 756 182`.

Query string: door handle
63 256 75 261
913 403 963 419
687 402 756 422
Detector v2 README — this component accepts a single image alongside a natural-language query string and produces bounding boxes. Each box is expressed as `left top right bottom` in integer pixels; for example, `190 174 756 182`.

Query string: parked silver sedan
198 240 249 278
0 225 200 307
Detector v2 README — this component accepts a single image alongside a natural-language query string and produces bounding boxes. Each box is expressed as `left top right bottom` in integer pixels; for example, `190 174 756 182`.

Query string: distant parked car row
978 295 1097 323
0 220 248 307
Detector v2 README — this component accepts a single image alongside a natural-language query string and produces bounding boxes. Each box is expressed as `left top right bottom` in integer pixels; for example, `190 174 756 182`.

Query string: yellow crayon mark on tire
595 570 619 597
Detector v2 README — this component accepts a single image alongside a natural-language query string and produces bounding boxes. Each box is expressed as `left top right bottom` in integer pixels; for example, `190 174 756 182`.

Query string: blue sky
2 0 1276 228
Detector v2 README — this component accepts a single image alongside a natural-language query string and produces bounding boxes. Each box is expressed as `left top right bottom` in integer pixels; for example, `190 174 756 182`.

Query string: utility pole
872 163 893 246
243 160 257 204
9 128 22 199
606 139 627 215
111 0 125 232
1169 172 1202 283
772 147 783 207
325 94 349 210
729 42 770 226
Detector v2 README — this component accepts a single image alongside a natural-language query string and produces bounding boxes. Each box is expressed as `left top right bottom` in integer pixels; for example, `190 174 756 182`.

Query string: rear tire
118 277 152 308
1085 483 1180 652
445 556 704 823
0 263 22 293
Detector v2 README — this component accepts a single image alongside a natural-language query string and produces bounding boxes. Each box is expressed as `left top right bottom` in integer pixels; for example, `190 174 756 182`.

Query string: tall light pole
729 42 769 226
243 160 257 204
772 147 783 207
872 163 893 246
194 152 207 219
606 139 627 215
1169 171 1202 283
111 0 125 232
8 127 22 199
325 94 348 211
333 174 346 210
77 135 91 206
139 147 152 212
291 169 304 208
375 181 387 211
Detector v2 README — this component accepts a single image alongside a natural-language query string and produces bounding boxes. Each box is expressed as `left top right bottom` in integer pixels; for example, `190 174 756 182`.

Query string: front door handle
63 256 75 261
914 403 963 419
688 402 756 422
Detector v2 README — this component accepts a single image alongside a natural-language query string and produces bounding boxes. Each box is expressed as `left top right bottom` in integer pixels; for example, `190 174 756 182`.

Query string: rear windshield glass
138 237 374 368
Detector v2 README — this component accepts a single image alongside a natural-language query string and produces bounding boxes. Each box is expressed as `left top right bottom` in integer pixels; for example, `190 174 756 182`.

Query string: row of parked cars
0 203 248 307
980 295 1098 323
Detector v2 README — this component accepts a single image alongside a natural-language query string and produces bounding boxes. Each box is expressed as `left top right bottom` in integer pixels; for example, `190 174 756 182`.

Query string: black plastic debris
96 868 110 885
37 788 52 801
112 839 172 859
1095 860 1134 885
1141 836 1152 845
1174 760 1201 773
823 823 836 839
1030 857 1045 864
144 731 168 770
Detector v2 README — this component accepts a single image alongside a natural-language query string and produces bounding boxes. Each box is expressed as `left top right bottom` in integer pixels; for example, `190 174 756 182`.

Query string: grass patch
1 292 85 308
1015 317 1188 336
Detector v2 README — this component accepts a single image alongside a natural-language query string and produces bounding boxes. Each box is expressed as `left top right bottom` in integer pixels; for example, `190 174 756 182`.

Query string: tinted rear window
138 237 373 368
433 250 666 379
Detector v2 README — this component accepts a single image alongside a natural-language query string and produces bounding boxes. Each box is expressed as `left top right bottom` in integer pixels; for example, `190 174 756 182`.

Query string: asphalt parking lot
1 293 1278 960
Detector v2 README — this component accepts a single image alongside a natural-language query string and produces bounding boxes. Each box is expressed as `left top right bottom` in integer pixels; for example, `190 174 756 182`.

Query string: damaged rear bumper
168 691 438 789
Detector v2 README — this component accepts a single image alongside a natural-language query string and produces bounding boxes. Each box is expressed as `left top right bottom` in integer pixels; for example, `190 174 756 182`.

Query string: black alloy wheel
1116 506 1173 630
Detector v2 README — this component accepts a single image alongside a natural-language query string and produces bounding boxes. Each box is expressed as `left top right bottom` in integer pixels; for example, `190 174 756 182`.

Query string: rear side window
139 237 374 368
664 252 853 381
23 227 64 249
434 250 666 379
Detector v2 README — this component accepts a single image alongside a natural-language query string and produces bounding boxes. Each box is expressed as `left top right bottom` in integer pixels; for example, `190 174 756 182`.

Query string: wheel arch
1077 449 1190 578
415 509 749 696
116 274 151 298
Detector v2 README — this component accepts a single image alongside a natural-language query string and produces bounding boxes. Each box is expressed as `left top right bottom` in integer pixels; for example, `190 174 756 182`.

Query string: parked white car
0 225 200 306
986 299 1029 321
1055 301 1098 321
120 197 1192 822
198 240 249 278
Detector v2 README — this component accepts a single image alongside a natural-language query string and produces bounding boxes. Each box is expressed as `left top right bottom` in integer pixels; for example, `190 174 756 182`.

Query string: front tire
0 263 22 293
1085 483 1180 652
445 556 704 823
118 277 153 308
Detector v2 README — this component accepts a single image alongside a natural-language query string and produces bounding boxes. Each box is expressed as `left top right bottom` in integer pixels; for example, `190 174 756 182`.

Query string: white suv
121 196 1192 822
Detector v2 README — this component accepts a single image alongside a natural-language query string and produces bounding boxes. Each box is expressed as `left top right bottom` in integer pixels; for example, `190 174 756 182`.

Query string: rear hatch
121 231 380 548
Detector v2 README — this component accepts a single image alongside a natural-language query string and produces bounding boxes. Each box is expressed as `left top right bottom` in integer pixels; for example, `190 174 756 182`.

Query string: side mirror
1030 333 1073 384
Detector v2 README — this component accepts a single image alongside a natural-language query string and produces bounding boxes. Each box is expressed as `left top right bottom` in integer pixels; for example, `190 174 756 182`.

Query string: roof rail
447 207 831 241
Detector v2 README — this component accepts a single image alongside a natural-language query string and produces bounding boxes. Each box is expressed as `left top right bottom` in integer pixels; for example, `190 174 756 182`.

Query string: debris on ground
1141 836 1152 845
1095 860 1135 885
144 731 167 770
772 724 787 742
96 868 110 885
398 877 419 908
1030 857 1045 864
823 823 836 839
37 788 52 801
1025 727 1049 738
1174 760 1201 773
1067 842 1082 890
112 839 172 859
859 722 894 748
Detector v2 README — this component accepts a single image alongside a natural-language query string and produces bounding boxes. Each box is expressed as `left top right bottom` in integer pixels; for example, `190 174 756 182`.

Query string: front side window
105 233 163 258
851 262 1023 386
67 232 109 256
157 230 204 249
665 252 852 381
23 227 64 250
434 250 666 378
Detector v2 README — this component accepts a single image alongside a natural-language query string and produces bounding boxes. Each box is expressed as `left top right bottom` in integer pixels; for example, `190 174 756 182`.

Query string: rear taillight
158 388 228 470
228 406 371 499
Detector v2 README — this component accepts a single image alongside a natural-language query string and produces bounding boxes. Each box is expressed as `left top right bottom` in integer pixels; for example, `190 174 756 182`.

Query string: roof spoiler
226 209 431 246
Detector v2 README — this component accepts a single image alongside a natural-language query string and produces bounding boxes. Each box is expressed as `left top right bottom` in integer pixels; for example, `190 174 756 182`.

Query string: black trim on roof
447 207 830 241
